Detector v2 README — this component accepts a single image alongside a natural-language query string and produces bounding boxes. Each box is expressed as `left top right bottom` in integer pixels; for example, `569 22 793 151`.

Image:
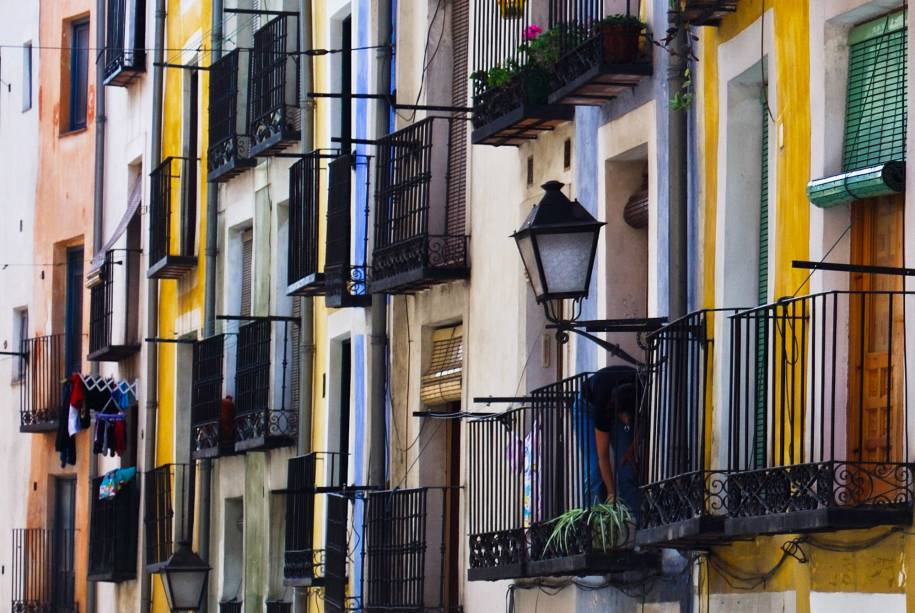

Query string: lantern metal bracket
546 316 665 368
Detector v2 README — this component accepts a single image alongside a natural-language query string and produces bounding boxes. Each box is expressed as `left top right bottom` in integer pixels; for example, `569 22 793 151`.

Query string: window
420 325 463 405
69 19 90 131
240 229 253 316
181 66 199 257
22 43 32 112
12 308 28 382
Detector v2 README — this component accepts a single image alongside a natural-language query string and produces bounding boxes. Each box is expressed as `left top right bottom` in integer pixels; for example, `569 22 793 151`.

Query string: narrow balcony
148 157 198 279
637 309 736 547
88 249 142 362
144 464 191 572
232 317 298 452
265 602 292 613
208 49 256 182
219 602 242 613
88 471 140 582
324 155 369 308
103 0 145 86
19 334 67 432
683 0 740 26
370 117 469 293
468 374 658 581
725 291 915 536
247 15 301 157
287 153 322 296
12 528 77 613
191 334 231 459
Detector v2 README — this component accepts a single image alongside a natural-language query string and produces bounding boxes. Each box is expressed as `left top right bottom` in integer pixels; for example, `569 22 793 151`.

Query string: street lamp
160 542 211 612
513 180 604 323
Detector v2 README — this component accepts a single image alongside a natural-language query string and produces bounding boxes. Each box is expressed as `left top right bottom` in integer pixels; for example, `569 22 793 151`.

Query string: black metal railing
192 335 227 458
362 487 460 613
287 153 321 294
283 452 347 586
20 334 67 432
208 49 255 181
726 291 915 532
148 157 197 278
324 154 369 307
683 0 739 26
12 528 77 613
103 0 145 85
88 473 140 582
372 117 469 292
88 250 141 361
324 494 349 613
247 15 300 156
638 310 737 544
219 601 242 613
468 374 653 580
234 319 298 451
144 464 191 569
265 602 291 613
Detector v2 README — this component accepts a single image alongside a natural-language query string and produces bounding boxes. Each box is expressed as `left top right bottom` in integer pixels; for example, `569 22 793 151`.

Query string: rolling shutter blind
843 12 907 172
420 325 463 406
755 97 769 469
241 229 253 316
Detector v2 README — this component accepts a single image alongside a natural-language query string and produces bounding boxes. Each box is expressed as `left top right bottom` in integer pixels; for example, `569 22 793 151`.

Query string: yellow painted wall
152 1 211 611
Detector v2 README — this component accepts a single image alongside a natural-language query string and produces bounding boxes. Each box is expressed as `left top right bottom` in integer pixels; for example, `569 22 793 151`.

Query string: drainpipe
140 1 165 612
87 1 107 612
196 2 223 612
368 0 392 489
293 3 314 612
667 7 688 318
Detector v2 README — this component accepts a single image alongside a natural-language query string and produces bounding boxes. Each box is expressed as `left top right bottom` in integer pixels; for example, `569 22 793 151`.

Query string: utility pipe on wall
667 8 689 319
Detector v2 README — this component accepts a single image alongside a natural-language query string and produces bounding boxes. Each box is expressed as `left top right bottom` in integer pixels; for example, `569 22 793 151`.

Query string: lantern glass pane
163 569 206 611
516 233 545 298
537 230 595 296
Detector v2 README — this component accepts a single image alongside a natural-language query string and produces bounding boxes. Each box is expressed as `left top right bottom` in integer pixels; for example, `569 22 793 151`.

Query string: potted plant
544 501 635 557
497 0 526 19
595 14 645 63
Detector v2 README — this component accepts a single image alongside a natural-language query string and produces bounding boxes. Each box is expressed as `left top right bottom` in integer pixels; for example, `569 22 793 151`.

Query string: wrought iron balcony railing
88 250 142 362
19 334 67 432
324 155 369 307
638 309 738 547
148 157 198 279
287 153 322 295
233 318 298 452
12 528 77 613
88 473 140 582
371 117 469 293
247 15 301 157
468 374 658 581
191 334 230 459
683 0 739 26
103 0 145 86
265 601 292 613
208 49 256 182
726 291 915 535
144 464 191 571
219 601 242 613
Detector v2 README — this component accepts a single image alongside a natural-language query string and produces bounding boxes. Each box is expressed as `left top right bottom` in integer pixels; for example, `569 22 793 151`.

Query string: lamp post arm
557 326 644 368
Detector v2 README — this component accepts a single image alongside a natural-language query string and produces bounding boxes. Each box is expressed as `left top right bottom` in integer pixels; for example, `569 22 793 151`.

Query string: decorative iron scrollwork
639 471 728 529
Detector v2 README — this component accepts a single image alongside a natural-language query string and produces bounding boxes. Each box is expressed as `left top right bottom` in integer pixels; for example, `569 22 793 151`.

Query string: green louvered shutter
843 12 907 172
754 97 769 469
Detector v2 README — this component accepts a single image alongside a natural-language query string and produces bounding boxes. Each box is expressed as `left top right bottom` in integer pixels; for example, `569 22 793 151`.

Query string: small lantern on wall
160 543 211 612
497 0 526 19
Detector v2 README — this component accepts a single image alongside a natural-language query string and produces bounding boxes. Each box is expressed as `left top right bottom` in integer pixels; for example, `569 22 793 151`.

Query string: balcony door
65 247 84 375
848 195 904 464
52 478 76 611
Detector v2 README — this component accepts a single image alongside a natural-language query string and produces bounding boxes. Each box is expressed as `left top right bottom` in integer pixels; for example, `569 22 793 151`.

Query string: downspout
88 1 106 612
197 2 223 612
667 7 688 318
140 1 165 612
368 0 392 489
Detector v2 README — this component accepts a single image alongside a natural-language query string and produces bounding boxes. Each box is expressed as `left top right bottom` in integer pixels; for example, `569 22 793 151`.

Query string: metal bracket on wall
793 259 915 277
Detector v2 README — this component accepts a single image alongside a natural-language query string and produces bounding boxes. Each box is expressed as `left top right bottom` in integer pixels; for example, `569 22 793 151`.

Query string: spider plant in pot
595 14 645 63
544 500 634 557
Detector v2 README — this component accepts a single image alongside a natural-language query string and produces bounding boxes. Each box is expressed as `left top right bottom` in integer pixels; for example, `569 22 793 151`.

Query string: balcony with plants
467 373 658 580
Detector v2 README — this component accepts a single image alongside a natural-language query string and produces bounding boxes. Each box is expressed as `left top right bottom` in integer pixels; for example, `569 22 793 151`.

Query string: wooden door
848 195 904 464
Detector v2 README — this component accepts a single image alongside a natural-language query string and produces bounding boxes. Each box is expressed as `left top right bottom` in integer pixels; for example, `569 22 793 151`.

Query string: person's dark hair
611 382 637 416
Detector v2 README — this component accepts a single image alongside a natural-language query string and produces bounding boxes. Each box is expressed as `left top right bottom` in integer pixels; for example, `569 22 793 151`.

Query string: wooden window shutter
241 229 253 316
421 325 463 406
843 12 907 172
446 0 469 237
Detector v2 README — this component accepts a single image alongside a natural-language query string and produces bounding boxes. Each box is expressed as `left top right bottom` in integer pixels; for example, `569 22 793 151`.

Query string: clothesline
76 373 139 400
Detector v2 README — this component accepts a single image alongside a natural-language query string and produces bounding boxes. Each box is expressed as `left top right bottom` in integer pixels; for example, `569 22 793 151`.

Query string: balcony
370 117 469 293
148 157 198 279
191 335 231 459
265 602 291 613
88 472 140 582
232 318 298 452
287 153 322 295
12 528 77 613
219 602 242 613
19 334 67 432
88 250 142 362
247 15 300 157
637 310 736 547
208 49 256 182
725 291 915 536
324 155 370 307
283 452 346 587
144 464 191 571
468 374 658 581
103 0 145 86
682 0 739 26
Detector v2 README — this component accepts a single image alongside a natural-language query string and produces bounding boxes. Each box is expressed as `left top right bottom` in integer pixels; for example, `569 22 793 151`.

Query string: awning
89 178 143 273
807 161 905 208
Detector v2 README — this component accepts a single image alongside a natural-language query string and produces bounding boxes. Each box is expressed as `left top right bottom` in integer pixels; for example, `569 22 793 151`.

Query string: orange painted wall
28 2 97 613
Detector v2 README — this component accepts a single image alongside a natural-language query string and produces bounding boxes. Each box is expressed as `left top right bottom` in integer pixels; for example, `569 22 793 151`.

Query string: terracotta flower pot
600 23 642 64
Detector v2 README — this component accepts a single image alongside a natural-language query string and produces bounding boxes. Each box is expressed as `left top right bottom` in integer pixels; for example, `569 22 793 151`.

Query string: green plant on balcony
594 14 646 63
544 501 634 556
